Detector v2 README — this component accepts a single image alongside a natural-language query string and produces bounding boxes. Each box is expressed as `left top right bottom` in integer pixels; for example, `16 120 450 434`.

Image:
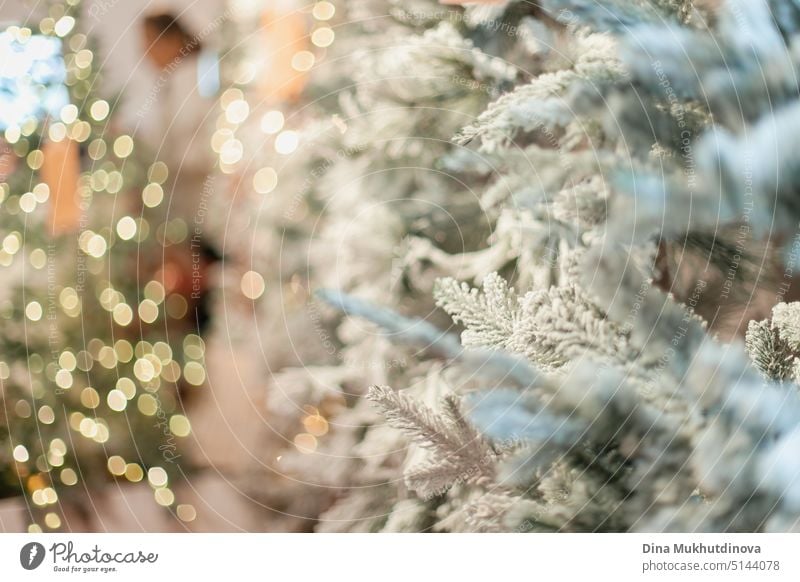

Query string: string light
312 1 335 21
13 445 29 462
259 111 284 134
154 488 175 506
224 99 250 124
116 216 137 239
219 139 244 165
60 469 78 486
312 27 335 48
53 16 75 37
293 433 317 454
169 415 191 437
176 504 197 522
125 463 144 482
142 183 164 207
291 50 315 72
274 130 299 154
240 270 265 299
112 135 134 158
147 467 168 487
183 362 205 386
252 167 278 194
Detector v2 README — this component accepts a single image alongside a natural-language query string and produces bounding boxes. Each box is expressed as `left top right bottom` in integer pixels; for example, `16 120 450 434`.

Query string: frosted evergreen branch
594 0 799 134
434 273 516 351
455 31 624 151
772 303 800 350
746 319 797 382
368 385 494 470
539 0 687 31
317 288 540 387
316 288 463 359
435 274 635 369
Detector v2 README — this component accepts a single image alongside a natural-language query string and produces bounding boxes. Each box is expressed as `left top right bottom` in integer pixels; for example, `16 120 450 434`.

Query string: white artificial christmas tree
212 0 800 532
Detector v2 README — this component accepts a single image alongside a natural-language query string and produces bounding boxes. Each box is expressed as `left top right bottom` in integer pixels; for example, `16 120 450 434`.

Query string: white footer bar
1 533 798 581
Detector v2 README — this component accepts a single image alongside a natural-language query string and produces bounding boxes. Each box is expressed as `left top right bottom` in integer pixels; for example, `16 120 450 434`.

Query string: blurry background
0 0 333 533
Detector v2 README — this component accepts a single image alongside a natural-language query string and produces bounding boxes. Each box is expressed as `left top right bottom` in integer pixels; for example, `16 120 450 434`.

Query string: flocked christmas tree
244 0 800 532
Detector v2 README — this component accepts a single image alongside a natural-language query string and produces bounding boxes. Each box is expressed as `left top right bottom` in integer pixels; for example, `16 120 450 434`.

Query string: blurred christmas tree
0 1 202 531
